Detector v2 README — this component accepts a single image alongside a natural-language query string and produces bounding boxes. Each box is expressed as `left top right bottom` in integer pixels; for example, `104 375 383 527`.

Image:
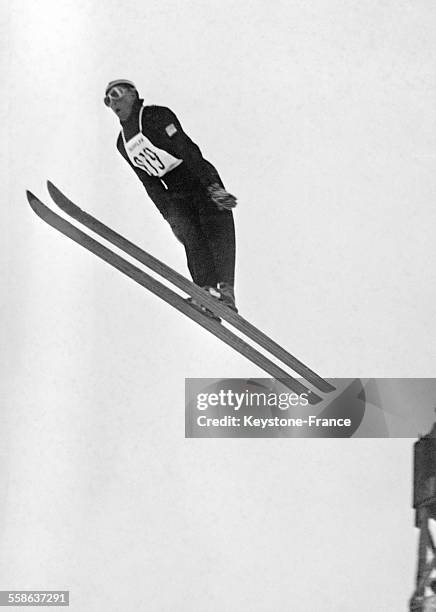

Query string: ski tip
47 180 64 201
26 190 43 213
46 180 58 195
47 180 76 213
26 189 37 204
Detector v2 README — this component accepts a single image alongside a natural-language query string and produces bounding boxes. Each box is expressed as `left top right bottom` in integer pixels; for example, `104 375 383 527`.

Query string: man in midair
104 79 238 312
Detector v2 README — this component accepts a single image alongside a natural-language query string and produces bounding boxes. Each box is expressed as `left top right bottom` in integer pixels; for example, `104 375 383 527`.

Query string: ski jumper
116 98 236 289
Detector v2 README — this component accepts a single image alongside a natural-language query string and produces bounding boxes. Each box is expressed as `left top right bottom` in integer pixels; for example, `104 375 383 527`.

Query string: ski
46 181 335 395
26 190 323 404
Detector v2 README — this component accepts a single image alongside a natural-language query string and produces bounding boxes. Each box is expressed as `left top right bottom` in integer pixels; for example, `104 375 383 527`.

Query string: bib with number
121 106 183 178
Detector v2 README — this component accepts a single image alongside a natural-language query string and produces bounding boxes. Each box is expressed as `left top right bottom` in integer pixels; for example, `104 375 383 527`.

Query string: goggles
104 86 130 106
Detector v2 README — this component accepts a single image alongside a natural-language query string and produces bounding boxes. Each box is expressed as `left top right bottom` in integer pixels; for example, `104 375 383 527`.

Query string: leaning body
105 79 238 312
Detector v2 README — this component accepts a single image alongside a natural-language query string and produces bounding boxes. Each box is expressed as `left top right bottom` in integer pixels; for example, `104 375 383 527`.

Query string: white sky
3 0 436 609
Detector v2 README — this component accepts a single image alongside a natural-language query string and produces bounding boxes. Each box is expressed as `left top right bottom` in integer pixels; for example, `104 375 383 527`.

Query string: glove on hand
208 183 238 210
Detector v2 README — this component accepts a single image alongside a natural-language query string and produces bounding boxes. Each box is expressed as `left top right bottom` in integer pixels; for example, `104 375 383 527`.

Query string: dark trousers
161 186 236 288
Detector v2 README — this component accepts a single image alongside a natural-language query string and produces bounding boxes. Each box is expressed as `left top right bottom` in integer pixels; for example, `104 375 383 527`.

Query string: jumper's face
105 86 136 121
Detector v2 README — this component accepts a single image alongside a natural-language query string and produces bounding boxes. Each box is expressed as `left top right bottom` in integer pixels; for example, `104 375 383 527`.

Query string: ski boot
186 287 221 322
216 282 238 312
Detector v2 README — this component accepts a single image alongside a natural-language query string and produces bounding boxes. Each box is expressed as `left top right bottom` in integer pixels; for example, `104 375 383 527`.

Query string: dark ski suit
116 98 236 289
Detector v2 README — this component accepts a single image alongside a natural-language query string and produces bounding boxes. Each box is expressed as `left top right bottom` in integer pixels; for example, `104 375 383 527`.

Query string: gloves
207 183 238 211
